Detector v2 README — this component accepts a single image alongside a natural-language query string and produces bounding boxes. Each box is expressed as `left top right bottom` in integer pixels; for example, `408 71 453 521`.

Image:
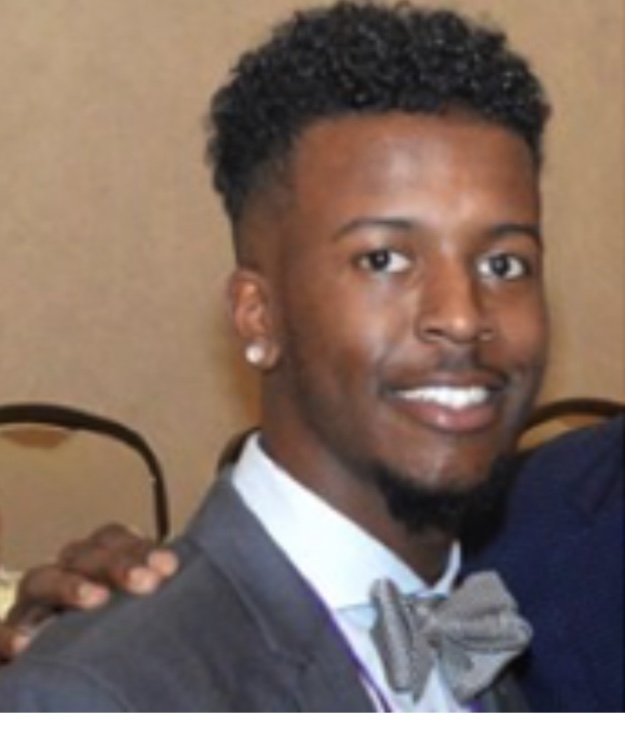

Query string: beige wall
0 0 623 565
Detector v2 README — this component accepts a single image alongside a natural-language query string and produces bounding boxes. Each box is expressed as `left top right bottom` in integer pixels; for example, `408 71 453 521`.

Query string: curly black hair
208 1 550 227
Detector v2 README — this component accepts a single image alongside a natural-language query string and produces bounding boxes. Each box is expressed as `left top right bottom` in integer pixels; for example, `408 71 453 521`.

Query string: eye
356 248 411 274
477 253 530 280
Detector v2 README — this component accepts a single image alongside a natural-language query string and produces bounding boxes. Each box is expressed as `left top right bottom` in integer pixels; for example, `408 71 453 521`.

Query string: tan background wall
0 0 623 567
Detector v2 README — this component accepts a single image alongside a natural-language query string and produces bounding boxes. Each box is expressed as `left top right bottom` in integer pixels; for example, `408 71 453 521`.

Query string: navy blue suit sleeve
465 417 624 712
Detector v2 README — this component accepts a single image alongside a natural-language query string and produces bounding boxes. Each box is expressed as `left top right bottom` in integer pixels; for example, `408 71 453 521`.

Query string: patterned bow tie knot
370 571 532 704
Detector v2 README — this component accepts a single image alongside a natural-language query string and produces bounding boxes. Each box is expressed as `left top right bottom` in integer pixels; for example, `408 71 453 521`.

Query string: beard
371 455 520 542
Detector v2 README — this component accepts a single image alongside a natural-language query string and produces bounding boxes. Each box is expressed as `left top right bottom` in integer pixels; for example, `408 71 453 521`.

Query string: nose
415 258 494 346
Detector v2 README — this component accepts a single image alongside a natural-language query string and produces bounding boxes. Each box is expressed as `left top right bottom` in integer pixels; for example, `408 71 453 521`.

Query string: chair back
0 402 169 569
520 396 625 449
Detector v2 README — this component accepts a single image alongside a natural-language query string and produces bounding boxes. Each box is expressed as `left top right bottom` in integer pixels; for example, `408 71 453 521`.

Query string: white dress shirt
232 435 468 712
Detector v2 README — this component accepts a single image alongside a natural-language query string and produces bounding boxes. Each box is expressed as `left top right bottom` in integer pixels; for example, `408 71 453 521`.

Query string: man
0 2 550 711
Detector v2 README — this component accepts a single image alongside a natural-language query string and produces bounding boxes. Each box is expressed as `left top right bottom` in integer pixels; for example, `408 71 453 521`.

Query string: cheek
290 310 388 391
497 293 548 368
280 273 394 370
524 306 549 372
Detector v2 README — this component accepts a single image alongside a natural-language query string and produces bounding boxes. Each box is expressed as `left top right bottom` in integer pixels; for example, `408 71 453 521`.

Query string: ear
227 268 281 370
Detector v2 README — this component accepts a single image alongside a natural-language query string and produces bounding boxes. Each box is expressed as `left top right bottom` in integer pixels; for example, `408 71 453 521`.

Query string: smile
393 386 492 410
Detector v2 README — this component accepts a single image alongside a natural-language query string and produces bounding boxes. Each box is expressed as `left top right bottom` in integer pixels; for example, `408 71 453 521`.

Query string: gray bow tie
370 571 532 704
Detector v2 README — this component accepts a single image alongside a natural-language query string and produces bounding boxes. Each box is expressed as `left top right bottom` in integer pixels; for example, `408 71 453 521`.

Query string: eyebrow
489 223 543 249
332 217 543 248
331 217 415 242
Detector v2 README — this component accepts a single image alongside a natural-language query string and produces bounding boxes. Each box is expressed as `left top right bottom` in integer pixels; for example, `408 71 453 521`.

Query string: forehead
238 112 540 260
292 112 537 208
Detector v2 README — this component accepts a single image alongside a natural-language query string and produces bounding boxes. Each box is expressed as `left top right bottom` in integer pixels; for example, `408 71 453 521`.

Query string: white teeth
396 386 490 410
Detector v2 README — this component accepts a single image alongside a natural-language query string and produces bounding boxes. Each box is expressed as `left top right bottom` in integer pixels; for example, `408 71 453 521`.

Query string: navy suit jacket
466 416 624 712
0 476 525 712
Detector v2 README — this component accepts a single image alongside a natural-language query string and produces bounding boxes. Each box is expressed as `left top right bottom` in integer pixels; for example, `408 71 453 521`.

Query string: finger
8 565 110 626
146 548 179 578
0 623 32 662
58 523 156 568
58 524 162 592
118 547 180 595
58 524 178 595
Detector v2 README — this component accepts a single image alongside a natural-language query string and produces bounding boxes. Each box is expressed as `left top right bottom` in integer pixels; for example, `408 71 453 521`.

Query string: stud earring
478 328 496 343
245 343 265 366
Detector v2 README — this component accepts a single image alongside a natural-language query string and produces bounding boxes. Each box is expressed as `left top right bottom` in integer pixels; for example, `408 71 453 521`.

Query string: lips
394 385 491 410
387 376 506 434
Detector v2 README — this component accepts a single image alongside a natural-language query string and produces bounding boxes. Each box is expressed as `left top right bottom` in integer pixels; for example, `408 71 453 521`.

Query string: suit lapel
184 475 373 712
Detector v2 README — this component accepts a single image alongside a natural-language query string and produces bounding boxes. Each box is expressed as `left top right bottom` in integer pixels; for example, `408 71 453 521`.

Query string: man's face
235 112 547 520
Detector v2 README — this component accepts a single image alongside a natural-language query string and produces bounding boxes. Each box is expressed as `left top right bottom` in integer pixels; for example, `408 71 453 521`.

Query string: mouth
388 381 504 434
394 385 491 410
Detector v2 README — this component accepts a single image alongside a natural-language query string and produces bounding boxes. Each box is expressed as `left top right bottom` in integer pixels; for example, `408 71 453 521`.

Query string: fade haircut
207 1 550 231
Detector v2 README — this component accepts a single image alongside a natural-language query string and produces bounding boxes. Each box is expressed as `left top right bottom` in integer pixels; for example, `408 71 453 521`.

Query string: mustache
382 347 511 389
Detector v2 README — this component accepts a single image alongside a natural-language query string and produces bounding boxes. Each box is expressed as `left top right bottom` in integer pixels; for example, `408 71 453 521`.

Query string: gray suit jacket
0 476 526 711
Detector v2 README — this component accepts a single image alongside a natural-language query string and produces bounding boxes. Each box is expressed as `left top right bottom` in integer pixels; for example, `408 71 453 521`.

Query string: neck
313 480 456 585
259 428 456 584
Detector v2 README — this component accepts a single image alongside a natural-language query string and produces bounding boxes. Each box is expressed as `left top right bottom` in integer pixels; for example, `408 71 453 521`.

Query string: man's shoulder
0 476 362 711
513 415 623 515
0 539 233 711
0 478 271 711
522 414 622 474
465 416 624 572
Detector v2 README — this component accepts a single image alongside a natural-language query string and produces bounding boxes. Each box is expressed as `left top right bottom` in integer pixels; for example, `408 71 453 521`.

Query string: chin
370 453 518 536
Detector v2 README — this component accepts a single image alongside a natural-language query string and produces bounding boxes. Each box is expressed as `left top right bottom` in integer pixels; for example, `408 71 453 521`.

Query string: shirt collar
232 434 461 612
